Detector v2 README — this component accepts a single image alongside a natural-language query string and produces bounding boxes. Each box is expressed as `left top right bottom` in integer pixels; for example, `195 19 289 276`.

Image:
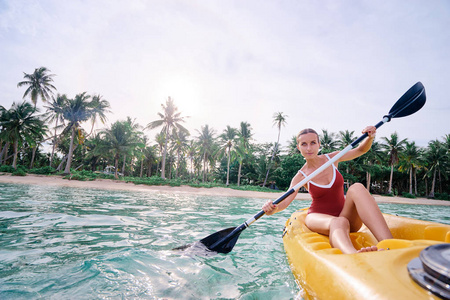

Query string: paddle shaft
208 117 391 250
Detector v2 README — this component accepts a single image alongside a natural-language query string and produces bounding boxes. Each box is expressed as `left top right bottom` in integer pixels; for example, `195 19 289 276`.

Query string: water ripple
0 182 448 299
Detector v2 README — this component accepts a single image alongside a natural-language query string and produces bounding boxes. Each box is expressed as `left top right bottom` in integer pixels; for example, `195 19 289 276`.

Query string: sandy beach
0 173 449 206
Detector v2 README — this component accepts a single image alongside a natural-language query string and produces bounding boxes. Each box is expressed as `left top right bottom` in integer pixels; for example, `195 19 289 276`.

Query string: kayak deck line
283 209 450 300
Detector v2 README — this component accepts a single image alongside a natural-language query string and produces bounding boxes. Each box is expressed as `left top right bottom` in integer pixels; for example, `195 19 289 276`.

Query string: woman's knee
347 183 367 196
330 216 350 229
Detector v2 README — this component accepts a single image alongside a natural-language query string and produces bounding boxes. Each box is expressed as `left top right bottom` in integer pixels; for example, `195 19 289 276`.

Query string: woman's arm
331 126 376 162
262 172 305 215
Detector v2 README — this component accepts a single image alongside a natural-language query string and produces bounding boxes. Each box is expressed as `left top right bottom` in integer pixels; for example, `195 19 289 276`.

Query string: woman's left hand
362 126 376 138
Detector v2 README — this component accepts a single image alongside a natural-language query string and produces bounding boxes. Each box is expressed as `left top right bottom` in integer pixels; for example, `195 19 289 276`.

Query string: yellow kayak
283 209 450 300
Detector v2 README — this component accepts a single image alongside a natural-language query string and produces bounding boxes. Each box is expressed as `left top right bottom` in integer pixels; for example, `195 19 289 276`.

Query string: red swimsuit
299 155 345 217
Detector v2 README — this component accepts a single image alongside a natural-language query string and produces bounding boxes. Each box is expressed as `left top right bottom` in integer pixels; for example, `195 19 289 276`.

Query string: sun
157 74 205 119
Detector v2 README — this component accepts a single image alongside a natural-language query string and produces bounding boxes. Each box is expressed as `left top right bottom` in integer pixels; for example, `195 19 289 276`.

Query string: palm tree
170 128 190 178
87 94 111 136
120 117 143 176
143 144 159 177
399 141 421 195
196 124 216 183
424 139 448 198
337 130 356 188
100 120 142 179
320 129 338 153
237 121 253 186
146 97 189 179
0 101 46 169
0 105 11 164
17 67 57 106
154 132 165 175
362 141 384 192
287 135 300 155
44 94 68 167
337 130 356 149
186 140 198 180
381 132 407 194
217 125 238 186
84 133 106 171
263 112 287 187
61 92 110 174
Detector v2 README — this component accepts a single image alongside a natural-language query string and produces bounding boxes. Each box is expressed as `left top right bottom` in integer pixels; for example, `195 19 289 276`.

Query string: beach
0 173 449 206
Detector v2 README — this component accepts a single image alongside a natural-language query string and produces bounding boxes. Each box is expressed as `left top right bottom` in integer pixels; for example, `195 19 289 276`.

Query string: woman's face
297 132 320 158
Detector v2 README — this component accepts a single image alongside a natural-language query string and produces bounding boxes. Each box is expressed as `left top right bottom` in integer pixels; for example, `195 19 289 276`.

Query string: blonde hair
296 128 319 143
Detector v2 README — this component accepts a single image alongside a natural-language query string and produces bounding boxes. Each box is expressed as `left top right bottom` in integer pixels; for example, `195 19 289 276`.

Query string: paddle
176 82 426 254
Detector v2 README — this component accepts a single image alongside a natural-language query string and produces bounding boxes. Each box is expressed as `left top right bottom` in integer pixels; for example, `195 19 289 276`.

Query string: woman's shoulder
324 151 341 159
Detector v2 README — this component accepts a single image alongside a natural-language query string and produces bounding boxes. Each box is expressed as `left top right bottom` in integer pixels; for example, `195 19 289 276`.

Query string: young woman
262 126 393 254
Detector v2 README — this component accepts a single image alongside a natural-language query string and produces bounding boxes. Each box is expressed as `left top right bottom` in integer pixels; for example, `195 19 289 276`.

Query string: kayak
282 208 450 300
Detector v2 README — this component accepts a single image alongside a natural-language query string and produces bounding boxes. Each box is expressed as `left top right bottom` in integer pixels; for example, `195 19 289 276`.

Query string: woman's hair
296 128 319 143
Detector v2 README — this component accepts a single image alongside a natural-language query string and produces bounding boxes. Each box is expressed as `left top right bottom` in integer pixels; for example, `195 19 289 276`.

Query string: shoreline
0 173 449 206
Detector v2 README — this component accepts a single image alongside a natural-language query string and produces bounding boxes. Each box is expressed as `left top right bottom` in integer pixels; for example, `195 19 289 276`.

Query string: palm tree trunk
366 171 371 192
0 142 9 164
202 151 207 183
429 169 437 198
263 142 278 187
49 120 58 167
409 166 413 194
388 164 394 194
114 155 119 179
190 157 194 180
148 160 152 177
140 158 144 178
63 127 77 174
161 128 169 179
346 166 350 188
414 169 418 195
30 145 38 169
12 139 19 169
226 149 231 186
238 161 242 186
57 155 67 171
122 154 126 176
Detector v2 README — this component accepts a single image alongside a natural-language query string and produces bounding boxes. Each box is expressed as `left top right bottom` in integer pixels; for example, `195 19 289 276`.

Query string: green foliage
272 154 305 190
129 176 170 186
401 192 416 199
435 193 449 201
0 165 16 173
63 170 98 181
12 168 27 176
29 166 56 175
231 185 279 193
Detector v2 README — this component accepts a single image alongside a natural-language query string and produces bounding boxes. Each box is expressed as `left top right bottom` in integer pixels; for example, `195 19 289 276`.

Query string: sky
1 0 449 151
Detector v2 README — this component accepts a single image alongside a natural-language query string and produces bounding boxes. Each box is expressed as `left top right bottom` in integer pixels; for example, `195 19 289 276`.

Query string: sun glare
158 75 205 119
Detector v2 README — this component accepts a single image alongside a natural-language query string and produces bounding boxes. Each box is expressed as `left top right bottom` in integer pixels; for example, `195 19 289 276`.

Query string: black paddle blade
389 82 426 119
200 227 242 254
172 227 240 255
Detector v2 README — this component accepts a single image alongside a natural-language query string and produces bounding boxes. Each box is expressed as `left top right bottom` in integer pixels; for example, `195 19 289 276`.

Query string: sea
0 182 449 299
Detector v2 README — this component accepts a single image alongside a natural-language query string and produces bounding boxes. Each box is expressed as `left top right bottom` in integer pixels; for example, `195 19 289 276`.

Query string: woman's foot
356 246 384 253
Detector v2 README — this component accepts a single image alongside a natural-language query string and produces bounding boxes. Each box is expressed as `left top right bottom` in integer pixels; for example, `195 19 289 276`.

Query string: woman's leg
341 183 393 241
305 213 359 254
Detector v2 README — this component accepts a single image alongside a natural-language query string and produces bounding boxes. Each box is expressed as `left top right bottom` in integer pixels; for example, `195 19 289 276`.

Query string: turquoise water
0 182 449 299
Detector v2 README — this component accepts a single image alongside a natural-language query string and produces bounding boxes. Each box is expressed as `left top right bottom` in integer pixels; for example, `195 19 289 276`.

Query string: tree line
1 67 449 199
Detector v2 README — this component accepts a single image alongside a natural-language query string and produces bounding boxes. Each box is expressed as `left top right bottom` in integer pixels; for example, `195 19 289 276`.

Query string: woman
262 126 393 254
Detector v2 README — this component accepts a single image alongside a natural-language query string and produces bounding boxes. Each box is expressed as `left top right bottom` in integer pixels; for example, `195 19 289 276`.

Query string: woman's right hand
262 200 277 215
